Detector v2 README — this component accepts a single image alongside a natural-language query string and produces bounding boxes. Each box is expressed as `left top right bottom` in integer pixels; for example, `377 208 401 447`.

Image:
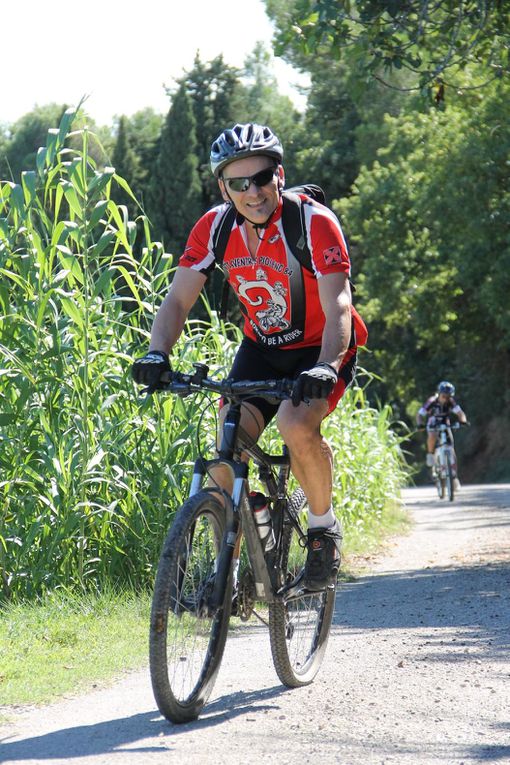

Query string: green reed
0 107 408 602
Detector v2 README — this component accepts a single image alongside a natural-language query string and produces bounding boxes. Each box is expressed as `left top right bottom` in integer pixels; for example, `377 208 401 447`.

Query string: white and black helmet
210 122 283 177
438 381 455 396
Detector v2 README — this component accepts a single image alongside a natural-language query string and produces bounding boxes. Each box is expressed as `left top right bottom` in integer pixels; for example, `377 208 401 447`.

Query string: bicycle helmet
437 381 455 396
210 123 283 177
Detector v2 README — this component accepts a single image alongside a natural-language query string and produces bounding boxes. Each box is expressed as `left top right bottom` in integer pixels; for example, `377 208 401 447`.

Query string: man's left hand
291 362 338 407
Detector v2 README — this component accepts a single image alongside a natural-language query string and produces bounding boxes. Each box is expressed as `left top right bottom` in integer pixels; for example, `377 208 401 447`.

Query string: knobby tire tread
149 492 232 723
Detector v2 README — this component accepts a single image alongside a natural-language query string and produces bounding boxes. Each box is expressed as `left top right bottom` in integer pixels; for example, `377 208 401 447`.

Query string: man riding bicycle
132 122 367 591
416 380 468 485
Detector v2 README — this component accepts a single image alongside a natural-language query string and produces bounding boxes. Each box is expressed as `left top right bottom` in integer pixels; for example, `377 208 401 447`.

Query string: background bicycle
145 363 338 723
429 422 463 501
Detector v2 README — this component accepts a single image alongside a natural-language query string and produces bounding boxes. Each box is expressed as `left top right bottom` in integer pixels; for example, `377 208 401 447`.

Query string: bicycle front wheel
446 453 454 502
149 491 232 723
436 472 445 500
268 488 336 687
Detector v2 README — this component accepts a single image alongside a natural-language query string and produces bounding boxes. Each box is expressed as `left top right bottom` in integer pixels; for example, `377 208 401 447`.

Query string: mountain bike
145 363 337 723
429 422 462 502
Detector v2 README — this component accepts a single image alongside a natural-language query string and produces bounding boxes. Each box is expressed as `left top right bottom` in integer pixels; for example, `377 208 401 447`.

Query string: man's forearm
318 302 352 373
149 292 188 354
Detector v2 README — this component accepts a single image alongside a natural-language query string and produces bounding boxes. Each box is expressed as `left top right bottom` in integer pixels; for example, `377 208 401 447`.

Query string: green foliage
266 0 510 95
110 116 140 218
336 78 510 430
0 105 239 600
176 53 243 209
149 85 202 255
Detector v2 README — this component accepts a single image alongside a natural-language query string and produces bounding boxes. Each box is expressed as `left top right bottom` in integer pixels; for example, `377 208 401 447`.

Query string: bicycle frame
172 374 302 611
433 424 454 477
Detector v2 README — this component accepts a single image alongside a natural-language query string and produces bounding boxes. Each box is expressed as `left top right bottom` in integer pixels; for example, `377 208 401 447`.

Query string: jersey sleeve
304 203 351 278
178 206 227 277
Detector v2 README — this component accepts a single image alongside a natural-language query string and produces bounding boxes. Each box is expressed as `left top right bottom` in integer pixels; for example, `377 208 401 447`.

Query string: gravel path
1 484 509 765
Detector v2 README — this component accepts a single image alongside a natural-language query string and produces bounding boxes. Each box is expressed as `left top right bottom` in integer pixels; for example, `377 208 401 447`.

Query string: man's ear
218 178 230 203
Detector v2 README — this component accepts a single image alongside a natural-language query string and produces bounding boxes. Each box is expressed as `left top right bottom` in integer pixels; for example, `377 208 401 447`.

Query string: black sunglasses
222 166 278 193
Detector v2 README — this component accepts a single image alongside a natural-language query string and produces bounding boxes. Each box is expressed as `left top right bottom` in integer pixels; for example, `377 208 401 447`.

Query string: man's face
438 393 449 404
219 155 284 225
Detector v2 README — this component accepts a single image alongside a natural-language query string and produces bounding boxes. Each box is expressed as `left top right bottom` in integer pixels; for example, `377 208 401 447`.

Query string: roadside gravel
1 483 509 765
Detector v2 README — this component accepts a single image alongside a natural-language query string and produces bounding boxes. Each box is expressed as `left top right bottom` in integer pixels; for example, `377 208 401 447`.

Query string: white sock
308 506 336 530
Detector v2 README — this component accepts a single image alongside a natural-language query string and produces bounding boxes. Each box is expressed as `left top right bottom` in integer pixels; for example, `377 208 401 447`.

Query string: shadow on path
0 685 287 761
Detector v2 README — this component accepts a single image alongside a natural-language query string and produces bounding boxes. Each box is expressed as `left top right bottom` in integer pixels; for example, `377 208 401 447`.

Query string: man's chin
243 205 271 226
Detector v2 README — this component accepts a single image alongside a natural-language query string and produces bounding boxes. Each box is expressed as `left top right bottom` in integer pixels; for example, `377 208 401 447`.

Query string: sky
3 0 308 127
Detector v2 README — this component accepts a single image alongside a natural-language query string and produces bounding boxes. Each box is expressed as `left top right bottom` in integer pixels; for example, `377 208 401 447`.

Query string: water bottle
249 491 276 552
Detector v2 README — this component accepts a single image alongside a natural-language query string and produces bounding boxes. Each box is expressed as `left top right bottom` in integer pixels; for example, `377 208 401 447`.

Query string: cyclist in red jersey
133 123 367 591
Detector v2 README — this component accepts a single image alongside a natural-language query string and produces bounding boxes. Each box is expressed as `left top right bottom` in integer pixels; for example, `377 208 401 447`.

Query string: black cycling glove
131 350 170 387
291 362 338 407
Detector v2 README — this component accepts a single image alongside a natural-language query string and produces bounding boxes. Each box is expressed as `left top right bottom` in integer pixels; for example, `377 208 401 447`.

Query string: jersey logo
236 271 290 333
268 234 281 244
323 245 343 264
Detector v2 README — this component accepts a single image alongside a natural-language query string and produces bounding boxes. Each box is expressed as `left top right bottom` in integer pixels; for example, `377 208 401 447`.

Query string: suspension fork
209 462 246 611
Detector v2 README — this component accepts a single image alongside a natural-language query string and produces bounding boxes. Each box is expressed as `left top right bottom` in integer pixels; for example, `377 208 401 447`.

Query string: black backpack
211 185 326 321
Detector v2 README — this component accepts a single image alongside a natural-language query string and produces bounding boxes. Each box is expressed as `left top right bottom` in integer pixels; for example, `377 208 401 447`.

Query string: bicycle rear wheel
149 491 232 723
268 488 336 687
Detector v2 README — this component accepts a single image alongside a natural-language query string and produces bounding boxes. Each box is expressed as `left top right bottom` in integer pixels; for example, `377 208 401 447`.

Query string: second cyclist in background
417 381 468 488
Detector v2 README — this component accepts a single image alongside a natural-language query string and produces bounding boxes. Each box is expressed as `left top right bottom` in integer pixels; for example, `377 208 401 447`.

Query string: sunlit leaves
267 0 510 93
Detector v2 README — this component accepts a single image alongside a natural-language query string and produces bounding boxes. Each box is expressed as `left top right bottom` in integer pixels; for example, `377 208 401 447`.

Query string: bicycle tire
436 473 445 500
149 491 232 723
268 488 336 687
446 453 454 502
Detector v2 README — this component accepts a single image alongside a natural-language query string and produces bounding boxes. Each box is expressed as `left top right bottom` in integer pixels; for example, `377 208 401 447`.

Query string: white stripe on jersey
189 202 233 273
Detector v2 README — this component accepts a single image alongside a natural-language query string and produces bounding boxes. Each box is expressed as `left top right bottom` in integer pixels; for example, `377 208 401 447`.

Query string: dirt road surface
1 484 509 765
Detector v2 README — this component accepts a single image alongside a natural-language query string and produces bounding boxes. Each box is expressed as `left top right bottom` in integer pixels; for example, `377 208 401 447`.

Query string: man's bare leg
277 398 333 518
207 402 265 565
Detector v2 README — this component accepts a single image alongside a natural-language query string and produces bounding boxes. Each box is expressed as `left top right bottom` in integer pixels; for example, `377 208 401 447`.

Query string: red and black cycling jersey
179 195 367 351
418 394 463 423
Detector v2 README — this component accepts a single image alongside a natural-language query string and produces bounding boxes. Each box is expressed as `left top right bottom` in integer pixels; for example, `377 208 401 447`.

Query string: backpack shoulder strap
281 191 313 272
210 204 237 320
211 204 237 267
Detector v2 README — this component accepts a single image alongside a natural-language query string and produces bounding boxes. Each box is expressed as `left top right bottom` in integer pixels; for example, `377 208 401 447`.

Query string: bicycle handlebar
145 363 294 403
427 422 466 432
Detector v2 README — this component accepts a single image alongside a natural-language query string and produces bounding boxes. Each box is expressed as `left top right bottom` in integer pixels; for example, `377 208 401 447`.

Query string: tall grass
0 107 408 602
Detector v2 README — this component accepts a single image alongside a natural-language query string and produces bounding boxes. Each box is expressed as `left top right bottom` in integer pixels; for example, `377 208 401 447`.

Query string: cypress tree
150 85 201 256
111 115 140 216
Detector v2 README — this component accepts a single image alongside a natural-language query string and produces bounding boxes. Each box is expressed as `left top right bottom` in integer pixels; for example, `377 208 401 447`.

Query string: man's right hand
131 351 170 387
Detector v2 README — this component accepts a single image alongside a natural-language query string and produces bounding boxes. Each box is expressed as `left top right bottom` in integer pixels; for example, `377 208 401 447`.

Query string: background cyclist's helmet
210 122 283 177
438 381 455 396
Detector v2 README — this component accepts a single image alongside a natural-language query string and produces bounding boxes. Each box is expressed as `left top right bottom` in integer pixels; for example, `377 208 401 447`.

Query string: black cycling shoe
304 520 342 592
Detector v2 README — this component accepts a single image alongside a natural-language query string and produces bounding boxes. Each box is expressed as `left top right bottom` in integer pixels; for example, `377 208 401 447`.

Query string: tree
111 116 140 216
173 53 242 208
1 103 67 180
336 78 510 437
266 0 510 96
126 108 164 202
150 85 202 255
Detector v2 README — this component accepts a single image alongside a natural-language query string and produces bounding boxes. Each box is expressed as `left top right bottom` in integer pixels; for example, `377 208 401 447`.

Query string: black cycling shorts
224 337 357 427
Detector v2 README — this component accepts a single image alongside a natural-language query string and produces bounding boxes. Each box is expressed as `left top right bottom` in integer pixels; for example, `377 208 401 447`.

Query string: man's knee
277 403 323 450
